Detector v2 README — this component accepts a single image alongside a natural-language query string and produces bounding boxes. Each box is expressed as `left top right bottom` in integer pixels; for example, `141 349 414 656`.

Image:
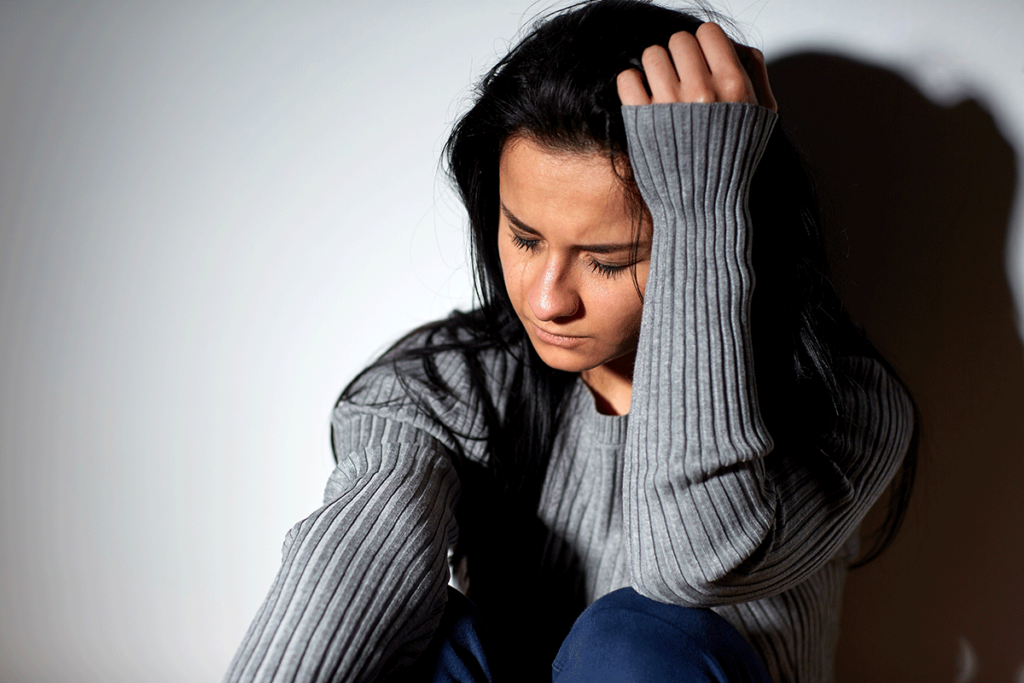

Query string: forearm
623 102 776 602
621 102 911 603
225 439 459 683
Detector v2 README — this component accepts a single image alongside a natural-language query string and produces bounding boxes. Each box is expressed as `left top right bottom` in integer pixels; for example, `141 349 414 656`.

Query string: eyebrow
500 202 638 254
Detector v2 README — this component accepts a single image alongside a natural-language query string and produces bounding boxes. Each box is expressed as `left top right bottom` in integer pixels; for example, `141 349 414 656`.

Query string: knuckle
689 83 717 103
720 73 749 95
724 86 752 103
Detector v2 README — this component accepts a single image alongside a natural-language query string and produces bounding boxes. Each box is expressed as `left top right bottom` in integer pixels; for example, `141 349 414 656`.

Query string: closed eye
589 259 628 278
512 230 630 277
510 232 540 252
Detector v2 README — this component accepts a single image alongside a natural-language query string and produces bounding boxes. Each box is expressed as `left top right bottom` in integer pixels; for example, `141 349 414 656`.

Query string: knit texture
224 103 913 683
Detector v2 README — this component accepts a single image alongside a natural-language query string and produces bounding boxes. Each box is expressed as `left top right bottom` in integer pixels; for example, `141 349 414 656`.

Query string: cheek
611 269 648 340
588 274 646 333
617 292 645 331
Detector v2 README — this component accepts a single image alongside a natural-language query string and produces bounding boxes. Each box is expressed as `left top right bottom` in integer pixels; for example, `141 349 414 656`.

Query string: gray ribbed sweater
224 103 913 683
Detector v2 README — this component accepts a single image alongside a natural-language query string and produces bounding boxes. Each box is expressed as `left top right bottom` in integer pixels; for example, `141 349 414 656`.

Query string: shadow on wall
769 53 1023 683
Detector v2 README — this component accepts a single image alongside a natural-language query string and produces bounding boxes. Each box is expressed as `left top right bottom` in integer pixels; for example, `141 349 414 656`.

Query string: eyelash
510 233 539 252
589 260 627 278
509 233 628 279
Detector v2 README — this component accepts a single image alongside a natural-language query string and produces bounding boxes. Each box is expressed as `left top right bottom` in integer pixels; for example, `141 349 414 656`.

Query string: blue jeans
416 587 772 683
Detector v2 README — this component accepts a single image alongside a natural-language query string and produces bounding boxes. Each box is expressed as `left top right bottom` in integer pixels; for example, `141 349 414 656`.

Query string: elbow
630 492 779 606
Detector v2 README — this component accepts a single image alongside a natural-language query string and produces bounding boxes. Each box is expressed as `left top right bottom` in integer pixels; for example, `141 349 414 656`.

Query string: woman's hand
617 23 777 111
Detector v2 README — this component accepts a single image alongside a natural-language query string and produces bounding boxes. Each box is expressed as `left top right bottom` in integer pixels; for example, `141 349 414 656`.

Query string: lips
531 323 587 349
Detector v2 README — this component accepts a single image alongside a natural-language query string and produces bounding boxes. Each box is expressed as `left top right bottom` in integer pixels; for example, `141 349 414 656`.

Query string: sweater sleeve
223 394 460 682
621 102 912 604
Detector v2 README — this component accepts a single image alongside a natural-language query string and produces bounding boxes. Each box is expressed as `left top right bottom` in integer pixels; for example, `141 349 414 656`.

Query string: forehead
498 136 635 240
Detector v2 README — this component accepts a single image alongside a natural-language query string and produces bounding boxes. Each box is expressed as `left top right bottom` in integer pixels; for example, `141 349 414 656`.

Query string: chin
539 356 592 374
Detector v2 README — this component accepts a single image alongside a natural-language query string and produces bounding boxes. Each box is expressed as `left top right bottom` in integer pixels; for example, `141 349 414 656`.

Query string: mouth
531 323 587 349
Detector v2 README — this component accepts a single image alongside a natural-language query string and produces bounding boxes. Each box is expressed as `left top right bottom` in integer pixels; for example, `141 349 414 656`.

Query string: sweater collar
571 376 629 445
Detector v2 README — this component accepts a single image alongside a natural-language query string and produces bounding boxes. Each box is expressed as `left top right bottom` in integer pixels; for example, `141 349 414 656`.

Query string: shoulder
832 354 915 469
839 355 913 421
333 309 518 457
340 309 516 412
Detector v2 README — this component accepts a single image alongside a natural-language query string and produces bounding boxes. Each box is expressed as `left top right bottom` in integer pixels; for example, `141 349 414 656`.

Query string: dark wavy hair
340 0 916 580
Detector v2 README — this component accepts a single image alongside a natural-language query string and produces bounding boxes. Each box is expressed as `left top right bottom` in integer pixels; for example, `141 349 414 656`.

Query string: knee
397 588 494 683
552 588 770 683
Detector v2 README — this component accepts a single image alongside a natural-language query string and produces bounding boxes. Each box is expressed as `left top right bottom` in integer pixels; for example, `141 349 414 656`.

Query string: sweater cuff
621 102 776 227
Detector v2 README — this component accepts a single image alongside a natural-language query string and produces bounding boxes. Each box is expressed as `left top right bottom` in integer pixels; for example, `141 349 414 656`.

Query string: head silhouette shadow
769 51 1022 682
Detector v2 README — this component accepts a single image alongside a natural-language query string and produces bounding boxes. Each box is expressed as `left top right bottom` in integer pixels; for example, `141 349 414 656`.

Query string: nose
527 255 580 321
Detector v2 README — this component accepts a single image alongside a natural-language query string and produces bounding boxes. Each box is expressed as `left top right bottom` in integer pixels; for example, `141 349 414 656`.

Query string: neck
580 351 636 416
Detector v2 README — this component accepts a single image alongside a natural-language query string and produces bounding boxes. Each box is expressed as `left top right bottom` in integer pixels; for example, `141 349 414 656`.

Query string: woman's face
497 136 651 376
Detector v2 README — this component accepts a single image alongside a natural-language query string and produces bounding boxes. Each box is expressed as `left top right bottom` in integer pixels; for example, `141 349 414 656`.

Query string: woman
224 1 916 681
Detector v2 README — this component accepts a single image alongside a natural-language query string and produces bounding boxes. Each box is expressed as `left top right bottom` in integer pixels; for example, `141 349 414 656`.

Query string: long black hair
339 0 916 571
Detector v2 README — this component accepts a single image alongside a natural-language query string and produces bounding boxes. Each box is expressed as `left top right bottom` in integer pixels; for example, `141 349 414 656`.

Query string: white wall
1 1 1021 681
